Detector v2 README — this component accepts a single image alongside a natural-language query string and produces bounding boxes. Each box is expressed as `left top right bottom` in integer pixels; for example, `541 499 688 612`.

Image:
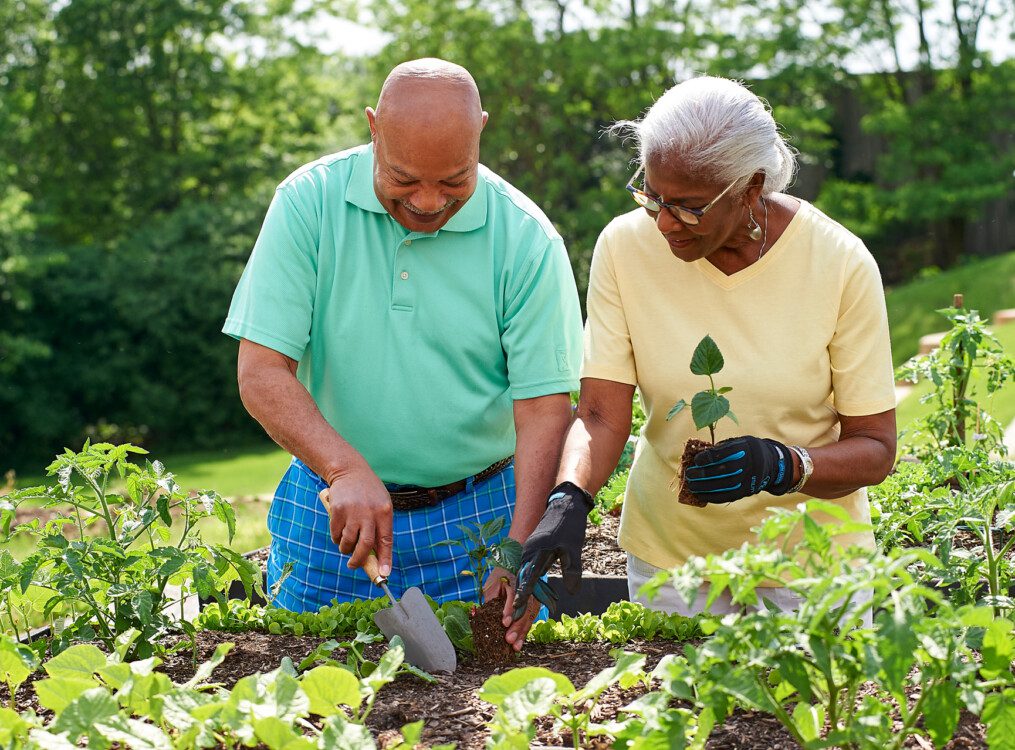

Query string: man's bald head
365 59 489 233
374 58 484 134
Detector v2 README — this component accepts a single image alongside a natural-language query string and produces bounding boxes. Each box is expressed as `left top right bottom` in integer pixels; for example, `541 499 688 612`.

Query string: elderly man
223 59 582 628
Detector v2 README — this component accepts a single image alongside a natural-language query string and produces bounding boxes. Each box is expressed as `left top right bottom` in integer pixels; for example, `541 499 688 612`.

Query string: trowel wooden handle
317 487 387 586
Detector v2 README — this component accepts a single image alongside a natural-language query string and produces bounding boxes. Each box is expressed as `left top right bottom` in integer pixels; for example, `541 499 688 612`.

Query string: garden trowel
318 488 458 673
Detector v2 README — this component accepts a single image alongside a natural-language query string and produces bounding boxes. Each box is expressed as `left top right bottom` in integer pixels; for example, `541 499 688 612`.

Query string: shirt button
400 271 409 280
404 239 412 246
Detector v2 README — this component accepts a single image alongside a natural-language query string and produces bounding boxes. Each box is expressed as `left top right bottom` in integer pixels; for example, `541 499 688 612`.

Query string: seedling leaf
689 335 724 376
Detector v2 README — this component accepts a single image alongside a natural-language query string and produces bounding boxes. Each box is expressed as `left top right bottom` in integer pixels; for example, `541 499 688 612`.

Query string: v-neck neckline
692 200 808 290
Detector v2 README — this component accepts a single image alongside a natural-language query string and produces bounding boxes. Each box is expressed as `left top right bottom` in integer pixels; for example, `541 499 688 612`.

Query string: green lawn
885 252 1015 367
5 441 287 559
15 440 291 498
895 322 1015 447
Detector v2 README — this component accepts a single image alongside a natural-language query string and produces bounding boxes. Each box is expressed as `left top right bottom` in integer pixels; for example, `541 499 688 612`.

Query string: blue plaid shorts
266 457 517 612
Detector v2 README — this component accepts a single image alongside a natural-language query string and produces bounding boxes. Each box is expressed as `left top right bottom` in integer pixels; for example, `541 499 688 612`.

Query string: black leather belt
388 457 513 511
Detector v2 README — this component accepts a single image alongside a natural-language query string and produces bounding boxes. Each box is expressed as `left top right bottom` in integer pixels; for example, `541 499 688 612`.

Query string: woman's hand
508 481 593 623
685 435 795 503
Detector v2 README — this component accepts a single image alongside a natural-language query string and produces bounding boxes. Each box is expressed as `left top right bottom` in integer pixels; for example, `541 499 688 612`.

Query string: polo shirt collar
344 144 488 233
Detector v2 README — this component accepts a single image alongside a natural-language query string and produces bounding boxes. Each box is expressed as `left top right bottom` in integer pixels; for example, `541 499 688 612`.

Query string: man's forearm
237 343 367 484
510 393 573 542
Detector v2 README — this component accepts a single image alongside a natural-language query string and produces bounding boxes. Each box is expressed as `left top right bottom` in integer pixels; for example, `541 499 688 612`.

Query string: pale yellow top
582 201 896 573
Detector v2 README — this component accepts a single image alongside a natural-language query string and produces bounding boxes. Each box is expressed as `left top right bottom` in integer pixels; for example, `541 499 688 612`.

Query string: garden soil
150 631 986 749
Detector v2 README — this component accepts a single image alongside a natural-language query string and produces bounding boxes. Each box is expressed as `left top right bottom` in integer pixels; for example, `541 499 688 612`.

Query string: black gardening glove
684 436 794 504
511 481 593 621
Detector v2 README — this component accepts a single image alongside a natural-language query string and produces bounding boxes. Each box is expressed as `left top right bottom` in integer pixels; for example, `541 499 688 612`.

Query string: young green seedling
666 334 738 444
666 335 739 505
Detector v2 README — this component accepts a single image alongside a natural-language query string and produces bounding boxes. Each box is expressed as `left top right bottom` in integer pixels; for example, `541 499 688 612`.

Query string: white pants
626 553 872 628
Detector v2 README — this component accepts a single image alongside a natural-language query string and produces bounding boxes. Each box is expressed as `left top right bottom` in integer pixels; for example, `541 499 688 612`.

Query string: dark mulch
578 511 627 576
157 632 987 749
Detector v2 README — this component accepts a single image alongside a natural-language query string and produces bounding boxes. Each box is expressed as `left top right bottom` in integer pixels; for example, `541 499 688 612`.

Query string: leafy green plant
0 630 452 750
297 631 437 685
870 452 1015 616
666 335 738 444
641 500 1015 749
434 515 522 601
589 467 628 525
527 600 704 644
0 442 259 659
896 300 1014 460
480 651 710 750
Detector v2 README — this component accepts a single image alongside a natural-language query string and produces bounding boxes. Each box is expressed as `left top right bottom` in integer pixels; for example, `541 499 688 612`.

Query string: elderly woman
504 76 897 646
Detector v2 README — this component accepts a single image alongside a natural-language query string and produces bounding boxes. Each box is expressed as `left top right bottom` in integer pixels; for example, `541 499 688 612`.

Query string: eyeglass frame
625 164 742 226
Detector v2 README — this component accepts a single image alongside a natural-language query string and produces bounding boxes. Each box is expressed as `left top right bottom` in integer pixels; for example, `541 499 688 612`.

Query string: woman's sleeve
581 227 638 386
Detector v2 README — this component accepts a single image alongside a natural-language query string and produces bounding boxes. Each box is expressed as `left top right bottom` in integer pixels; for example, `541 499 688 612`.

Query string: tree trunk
933 215 966 269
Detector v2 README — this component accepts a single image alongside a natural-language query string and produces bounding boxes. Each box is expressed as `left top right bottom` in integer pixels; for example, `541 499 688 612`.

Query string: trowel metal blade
372 586 457 673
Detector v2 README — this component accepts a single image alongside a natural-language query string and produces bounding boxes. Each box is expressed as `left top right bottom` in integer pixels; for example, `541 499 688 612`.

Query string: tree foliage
1 0 1011 470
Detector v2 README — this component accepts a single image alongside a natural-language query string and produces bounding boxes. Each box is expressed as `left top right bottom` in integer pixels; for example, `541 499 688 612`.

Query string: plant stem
757 675 809 747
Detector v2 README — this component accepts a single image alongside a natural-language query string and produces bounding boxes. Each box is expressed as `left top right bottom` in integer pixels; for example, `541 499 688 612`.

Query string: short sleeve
222 188 319 361
501 237 583 399
829 246 897 415
580 228 638 385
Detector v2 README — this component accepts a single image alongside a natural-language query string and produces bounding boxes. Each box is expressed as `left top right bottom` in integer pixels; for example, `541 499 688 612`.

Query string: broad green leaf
791 702 825 743
25 728 78 749
982 691 1015 750
212 497 236 543
690 391 729 431
301 665 362 715
319 713 378 749
43 644 106 680
667 400 688 421
981 619 1014 677
500 678 561 726
480 667 575 706
156 495 172 527
51 687 118 742
0 707 28 744
35 676 99 714
576 651 645 700
0 641 33 691
689 335 724 376
776 653 813 703
132 591 153 625
254 716 316 750
95 716 173 750
494 538 522 574
922 681 959 748
399 721 424 745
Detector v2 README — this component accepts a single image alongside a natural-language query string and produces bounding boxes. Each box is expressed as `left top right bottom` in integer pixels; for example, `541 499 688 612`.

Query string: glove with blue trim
511 481 593 621
684 435 794 504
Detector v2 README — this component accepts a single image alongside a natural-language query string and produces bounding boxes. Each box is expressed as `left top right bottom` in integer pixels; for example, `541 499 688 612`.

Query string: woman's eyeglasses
625 164 740 226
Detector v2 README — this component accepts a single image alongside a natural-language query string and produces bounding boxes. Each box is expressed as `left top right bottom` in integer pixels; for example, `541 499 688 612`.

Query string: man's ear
480 110 489 131
365 106 378 140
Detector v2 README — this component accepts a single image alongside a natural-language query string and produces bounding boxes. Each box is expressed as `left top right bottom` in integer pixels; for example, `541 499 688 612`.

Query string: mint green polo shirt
223 144 582 486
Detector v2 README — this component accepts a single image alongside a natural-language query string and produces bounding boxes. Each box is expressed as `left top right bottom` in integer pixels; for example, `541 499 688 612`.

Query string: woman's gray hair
611 76 797 195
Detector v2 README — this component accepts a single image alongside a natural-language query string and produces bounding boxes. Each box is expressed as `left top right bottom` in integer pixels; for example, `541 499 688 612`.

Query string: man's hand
684 435 794 503
482 566 541 652
324 465 394 576
509 481 593 626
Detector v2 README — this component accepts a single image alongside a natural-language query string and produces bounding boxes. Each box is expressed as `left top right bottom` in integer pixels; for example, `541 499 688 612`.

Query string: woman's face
642 158 746 263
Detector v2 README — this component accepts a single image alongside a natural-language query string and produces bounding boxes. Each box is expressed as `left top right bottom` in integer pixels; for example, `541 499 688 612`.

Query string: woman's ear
743 171 766 205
